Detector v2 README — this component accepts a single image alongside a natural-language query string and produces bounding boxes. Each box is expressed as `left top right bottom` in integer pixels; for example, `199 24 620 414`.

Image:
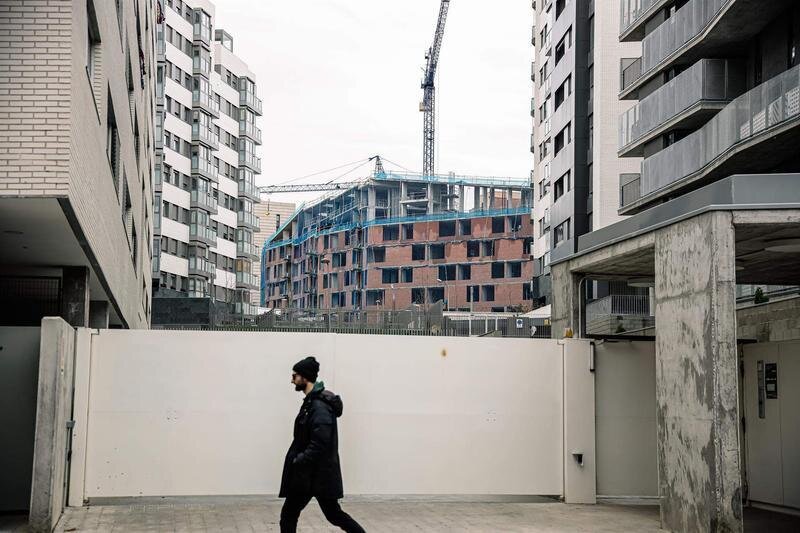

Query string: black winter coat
279 385 344 499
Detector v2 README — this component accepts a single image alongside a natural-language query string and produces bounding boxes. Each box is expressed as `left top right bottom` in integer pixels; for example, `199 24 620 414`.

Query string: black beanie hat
293 356 319 382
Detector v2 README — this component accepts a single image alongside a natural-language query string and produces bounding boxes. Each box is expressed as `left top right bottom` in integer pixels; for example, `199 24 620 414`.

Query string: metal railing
619 59 742 152
158 308 552 338
641 63 800 199
188 256 215 278
239 121 262 144
240 88 263 115
192 89 219 116
621 57 642 92
237 240 259 259
620 0 661 36
620 173 641 208
238 178 260 201
237 210 260 230
586 294 652 318
192 123 218 149
189 224 216 245
191 156 217 181
239 150 262 173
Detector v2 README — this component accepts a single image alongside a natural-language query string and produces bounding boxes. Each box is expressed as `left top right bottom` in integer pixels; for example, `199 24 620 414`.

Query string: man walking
279 356 366 533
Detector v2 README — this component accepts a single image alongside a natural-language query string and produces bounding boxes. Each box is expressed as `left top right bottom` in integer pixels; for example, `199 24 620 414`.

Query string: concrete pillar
427 183 434 213
367 187 376 221
550 261 582 339
654 211 741 533
61 267 89 327
473 187 480 212
458 185 465 212
89 300 109 329
507 188 513 208
29 317 75 533
489 187 495 209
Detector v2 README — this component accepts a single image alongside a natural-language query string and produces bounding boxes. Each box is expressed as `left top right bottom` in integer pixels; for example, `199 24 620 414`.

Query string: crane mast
420 0 450 178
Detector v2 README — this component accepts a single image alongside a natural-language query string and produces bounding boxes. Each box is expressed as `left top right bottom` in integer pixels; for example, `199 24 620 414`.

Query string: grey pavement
48 498 663 532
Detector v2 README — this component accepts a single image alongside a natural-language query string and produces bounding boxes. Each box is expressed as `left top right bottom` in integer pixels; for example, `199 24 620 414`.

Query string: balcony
234 301 258 317
619 59 744 156
239 88 263 116
191 156 217 182
156 37 166 64
620 57 642 94
192 89 220 118
237 210 261 231
626 64 800 211
236 270 259 290
188 256 215 278
239 121 262 145
192 54 211 78
190 189 218 214
531 61 536 82
189 223 216 246
621 0 793 99
193 19 212 47
239 150 261 173
237 240 259 260
238 178 260 203
530 97 536 117
619 0 667 41
191 123 218 150
585 294 655 337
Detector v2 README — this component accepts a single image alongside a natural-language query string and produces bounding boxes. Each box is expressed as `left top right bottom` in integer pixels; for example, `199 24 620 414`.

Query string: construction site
261 163 535 313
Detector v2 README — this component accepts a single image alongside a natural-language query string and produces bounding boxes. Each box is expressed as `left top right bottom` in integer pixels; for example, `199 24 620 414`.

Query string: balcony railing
239 121 262 144
190 189 217 214
237 210 261 230
620 0 661 37
620 173 641 208
237 240 259 260
619 59 742 153
621 57 642 93
236 271 258 289
191 156 217 182
640 0 733 84
189 223 216 246
639 64 800 201
156 38 166 63
238 178 260 202
239 151 261 173
239 88 263 115
192 89 220 117
188 256 215 278
193 55 211 77
234 301 258 317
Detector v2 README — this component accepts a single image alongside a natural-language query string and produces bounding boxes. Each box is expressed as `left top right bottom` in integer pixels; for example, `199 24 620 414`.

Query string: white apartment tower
529 0 640 307
152 0 262 326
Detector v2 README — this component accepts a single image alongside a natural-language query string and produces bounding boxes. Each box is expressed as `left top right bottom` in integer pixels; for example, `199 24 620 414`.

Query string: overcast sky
214 0 532 204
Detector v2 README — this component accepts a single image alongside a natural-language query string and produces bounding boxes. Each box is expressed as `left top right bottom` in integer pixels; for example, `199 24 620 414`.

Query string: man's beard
294 383 305 391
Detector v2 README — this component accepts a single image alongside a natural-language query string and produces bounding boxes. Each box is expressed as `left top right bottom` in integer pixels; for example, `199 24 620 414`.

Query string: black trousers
280 495 366 533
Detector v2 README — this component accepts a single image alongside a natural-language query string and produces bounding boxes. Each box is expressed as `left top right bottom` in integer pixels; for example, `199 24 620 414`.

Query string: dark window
467 240 480 257
382 268 399 284
460 219 472 235
482 285 495 302
382 225 399 241
366 289 384 306
369 247 386 263
507 262 522 278
412 244 426 260
401 267 413 283
428 287 445 303
523 283 533 300
430 243 445 259
466 285 480 302
482 240 495 256
412 287 426 304
106 97 120 196
554 172 570 200
508 215 522 232
438 264 456 282
491 263 504 279
491 217 505 233
554 219 571 246
555 0 566 19
458 264 471 280
439 220 456 237
402 223 414 240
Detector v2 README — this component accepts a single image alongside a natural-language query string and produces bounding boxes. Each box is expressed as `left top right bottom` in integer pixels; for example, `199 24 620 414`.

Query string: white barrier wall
70 331 575 500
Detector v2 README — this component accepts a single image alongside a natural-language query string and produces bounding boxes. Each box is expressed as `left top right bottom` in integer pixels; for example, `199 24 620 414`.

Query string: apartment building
262 172 534 313
151 0 263 326
252 199 296 306
529 0 640 308
551 2 800 530
0 0 156 328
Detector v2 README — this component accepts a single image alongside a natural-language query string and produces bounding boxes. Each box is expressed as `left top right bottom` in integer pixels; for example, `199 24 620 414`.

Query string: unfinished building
261 172 535 312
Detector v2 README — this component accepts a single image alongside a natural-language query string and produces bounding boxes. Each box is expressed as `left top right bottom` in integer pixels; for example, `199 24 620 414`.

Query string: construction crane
258 156 386 195
420 0 451 178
